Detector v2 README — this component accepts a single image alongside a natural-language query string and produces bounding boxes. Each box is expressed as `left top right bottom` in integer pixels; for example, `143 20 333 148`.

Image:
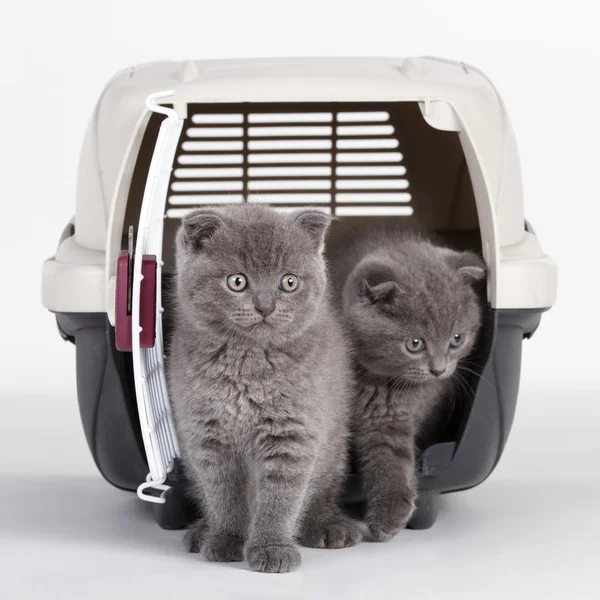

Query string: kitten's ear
291 209 332 252
442 249 486 283
360 279 402 304
179 209 226 252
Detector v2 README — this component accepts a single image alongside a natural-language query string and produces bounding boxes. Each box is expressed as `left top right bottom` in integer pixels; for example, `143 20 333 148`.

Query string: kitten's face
175 206 330 345
344 244 485 383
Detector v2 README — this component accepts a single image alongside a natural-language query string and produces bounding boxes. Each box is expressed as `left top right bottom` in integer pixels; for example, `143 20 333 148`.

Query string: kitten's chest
356 379 442 423
204 343 276 381
200 343 305 420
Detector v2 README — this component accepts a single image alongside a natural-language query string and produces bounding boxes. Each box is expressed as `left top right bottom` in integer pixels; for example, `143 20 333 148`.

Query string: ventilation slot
166 106 413 218
337 138 399 149
249 140 332 150
249 153 332 164
191 114 243 124
174 168 244 179
187 127 244 138
178 154 244 165
337 111 390 122
248 126 333 137
248 113 333 123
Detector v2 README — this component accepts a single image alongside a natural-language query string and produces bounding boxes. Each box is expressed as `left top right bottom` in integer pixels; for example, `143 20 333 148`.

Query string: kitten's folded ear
357 260 404 304
179 208 226 252
442 248 486 283
291 209 332 252
360 279 403 304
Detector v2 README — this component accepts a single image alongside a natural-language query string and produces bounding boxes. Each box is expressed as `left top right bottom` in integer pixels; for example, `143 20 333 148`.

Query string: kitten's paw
202 533 245 562
367 496 416 542
300 515 362 549
183 520 208 553
245 544 301 573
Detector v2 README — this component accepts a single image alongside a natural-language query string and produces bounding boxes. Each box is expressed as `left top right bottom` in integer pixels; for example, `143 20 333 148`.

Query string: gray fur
168 205 361 573
331 229 485 541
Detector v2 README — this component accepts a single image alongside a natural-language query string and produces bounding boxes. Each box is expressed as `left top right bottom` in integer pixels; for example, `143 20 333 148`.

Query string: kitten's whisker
443 380 458 424
460 358 485 368
450 373 469 404
392 378 407 395
455 371 476 399
457 364 493 389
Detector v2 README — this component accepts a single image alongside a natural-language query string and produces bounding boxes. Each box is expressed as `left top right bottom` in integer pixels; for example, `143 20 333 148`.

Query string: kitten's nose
430 358 448 377
255 297 276 318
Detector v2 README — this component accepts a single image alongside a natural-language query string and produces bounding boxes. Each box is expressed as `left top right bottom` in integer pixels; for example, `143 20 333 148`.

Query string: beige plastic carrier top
42 56 556 317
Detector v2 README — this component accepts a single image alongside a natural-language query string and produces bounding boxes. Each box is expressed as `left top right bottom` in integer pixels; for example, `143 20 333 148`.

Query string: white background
2 1 599 598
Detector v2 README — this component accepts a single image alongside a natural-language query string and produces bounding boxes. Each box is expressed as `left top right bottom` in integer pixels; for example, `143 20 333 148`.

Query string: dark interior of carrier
122 102 489 501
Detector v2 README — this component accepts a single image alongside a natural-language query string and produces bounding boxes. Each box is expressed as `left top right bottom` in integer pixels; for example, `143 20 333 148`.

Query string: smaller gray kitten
333 231 485 541
168 205 360 574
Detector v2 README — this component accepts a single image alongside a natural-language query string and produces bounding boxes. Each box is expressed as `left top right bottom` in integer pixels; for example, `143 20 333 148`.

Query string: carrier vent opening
123 101 487 453
165 108 414 221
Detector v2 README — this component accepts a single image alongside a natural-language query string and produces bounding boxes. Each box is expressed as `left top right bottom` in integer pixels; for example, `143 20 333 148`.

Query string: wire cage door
132 91 183 504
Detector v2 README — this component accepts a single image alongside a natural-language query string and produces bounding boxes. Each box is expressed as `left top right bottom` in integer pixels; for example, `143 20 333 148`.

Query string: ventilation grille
166 103 413 219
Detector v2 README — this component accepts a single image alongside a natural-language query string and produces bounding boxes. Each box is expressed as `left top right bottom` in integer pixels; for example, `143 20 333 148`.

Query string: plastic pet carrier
41 57 557 530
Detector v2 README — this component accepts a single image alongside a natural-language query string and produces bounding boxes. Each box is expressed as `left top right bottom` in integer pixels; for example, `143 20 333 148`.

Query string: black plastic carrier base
55 305 543 531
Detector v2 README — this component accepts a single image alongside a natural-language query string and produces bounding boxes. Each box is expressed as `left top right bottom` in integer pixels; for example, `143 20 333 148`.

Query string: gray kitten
332 230 485 541
168 205 360 573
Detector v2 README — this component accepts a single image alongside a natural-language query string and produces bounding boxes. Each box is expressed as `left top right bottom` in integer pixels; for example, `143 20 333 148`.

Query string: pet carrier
41 57 557 530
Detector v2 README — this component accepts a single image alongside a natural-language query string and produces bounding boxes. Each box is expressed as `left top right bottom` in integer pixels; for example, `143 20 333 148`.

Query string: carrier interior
123 101 488 459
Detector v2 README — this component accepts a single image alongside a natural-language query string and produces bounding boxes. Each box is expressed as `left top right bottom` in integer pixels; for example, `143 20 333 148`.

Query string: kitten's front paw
202 533 245 562
183 519 208 553
245 544 301 573
184 521 245 561
367 495 416 542
300 515 362 549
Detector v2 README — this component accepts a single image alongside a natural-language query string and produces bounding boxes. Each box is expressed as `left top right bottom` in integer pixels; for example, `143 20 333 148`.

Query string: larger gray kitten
168 205 360 573
332 230 485 541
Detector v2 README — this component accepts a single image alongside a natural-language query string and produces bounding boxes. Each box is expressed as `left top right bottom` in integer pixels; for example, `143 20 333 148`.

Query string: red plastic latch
115 252 157 352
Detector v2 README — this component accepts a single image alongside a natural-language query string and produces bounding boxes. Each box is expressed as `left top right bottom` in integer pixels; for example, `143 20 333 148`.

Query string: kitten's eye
450 334 463 348
279 274 299 293
227 274 247 292
406 338 425 353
